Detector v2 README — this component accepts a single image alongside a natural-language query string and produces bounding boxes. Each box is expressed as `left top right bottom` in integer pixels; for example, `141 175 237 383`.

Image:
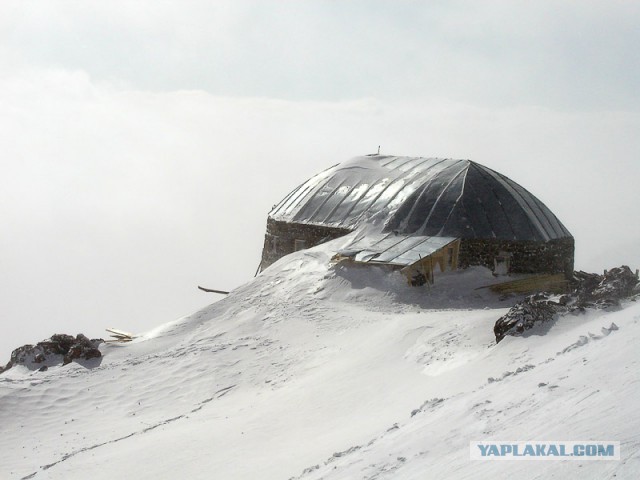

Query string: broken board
105 328 137 343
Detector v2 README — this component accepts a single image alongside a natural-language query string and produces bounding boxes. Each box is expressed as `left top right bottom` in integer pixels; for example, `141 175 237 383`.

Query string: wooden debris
105 328 137 343
197 286 229 295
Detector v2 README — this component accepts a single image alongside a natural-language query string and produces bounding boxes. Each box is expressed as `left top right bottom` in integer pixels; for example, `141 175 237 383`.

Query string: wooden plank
197 286 230 295
106 328 137 343
106 327 136 339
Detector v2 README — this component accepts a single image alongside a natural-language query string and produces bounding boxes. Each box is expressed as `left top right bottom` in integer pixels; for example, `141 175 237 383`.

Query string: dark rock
82 346 102 360
75 333 93 347
494 293 560 342
63 345 82 365
0 334 104 374
495 265 639 343
592 266 638 300
52 333 75 347
10 344 40 366
571 266 639 306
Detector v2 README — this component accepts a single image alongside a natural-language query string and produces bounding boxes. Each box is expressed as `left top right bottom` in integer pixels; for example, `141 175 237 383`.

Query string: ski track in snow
1 239 639 479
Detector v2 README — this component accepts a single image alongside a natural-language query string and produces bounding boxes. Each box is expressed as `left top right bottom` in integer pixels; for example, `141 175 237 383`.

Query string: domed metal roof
269 155 571 242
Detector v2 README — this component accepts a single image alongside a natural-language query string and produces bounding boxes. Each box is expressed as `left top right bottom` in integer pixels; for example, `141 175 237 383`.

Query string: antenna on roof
366 146 381 157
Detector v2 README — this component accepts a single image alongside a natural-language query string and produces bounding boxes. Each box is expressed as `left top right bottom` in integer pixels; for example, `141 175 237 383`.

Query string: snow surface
1 237 639 479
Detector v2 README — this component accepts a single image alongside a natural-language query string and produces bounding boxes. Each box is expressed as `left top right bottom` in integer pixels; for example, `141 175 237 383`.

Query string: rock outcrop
0 334 103 374
494 265 639 343
575 266 639 308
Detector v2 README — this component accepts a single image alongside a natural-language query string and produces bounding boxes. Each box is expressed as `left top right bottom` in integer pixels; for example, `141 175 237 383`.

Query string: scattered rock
494 293 559 343
591 266 639 300
0 334 104 374
411 397 445 417
572 266 639 309
494 265 639 343
487 364 535 383
327 445 361 463
301 465 320 475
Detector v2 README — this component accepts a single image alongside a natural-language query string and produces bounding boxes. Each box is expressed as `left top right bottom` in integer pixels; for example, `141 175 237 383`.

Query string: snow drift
1 238 638 479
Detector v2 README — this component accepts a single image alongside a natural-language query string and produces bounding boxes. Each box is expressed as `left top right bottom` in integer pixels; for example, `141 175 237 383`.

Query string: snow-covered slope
1 238 639 479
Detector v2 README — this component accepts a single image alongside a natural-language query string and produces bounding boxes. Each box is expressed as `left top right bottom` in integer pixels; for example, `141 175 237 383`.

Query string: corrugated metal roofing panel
269 155 572 241
372 235 432 263
339 233 457 267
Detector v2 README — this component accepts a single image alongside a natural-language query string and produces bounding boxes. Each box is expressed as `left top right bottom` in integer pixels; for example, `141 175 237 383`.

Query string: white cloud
1 1 638 109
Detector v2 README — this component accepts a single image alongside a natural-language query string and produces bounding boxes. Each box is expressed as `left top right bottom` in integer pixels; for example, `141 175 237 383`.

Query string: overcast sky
1 1 639 356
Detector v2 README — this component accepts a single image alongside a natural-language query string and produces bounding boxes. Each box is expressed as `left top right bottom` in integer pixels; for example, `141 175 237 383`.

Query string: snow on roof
269 155 572 242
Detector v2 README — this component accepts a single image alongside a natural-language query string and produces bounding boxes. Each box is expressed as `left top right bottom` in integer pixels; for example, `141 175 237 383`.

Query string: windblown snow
1 238 639 479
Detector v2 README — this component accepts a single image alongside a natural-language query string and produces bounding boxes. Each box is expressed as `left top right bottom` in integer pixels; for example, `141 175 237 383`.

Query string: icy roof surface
269 155 572 241
338 232 457 266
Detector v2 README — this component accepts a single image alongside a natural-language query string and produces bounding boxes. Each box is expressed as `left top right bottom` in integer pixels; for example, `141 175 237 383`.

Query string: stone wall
458 237 575 277
260 218 575 278
260 218 351 270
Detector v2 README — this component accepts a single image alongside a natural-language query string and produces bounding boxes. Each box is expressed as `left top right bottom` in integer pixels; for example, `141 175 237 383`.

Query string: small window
294 239 306 252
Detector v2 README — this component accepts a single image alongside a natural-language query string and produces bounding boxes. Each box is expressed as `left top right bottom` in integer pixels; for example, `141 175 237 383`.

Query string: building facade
260 155 574 280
